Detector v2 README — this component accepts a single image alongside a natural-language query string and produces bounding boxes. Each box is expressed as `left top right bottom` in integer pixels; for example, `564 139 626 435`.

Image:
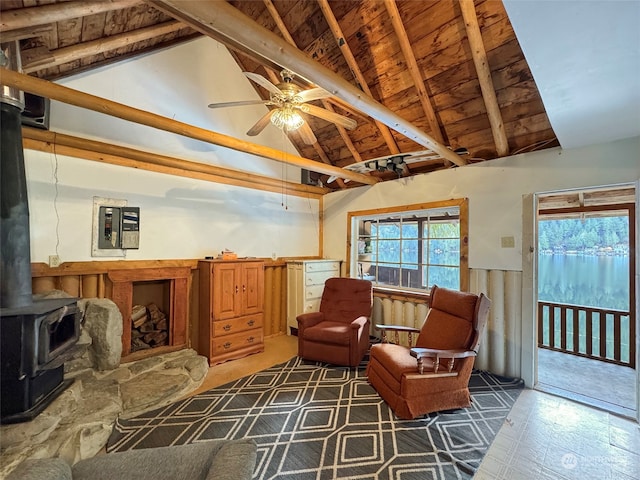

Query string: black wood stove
1 41 81 424
0 298 81 423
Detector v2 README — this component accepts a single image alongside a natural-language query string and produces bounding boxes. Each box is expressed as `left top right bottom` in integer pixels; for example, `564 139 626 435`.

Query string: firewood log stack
131 303 169 351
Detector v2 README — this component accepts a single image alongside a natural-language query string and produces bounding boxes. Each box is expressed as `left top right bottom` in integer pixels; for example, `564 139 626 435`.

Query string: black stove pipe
1 41 33 309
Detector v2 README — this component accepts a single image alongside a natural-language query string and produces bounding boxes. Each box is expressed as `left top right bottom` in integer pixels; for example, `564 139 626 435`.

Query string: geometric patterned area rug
107 356 524 479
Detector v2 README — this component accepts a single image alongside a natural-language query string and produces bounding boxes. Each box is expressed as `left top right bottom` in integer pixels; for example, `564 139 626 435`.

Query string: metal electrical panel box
120 207 140 249
97 206 140 250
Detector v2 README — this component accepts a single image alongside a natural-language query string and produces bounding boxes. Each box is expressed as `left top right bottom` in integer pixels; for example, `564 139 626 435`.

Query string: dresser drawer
303 298 321 313
213 314 263 337
211 328 263 356
305 261 340 273
305 284 325 299
305 270 338 286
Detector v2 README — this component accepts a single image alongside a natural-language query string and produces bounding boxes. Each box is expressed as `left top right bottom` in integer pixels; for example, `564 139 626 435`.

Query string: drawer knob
223 342 232 349
247 336 254 343
223 324 231 331
247 319 255 327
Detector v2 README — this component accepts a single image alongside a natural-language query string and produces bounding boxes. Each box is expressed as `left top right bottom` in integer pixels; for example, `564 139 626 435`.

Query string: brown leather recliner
297 277 373 367
366 285 491 419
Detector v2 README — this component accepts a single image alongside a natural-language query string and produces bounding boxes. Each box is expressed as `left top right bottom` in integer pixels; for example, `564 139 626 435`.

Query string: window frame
346 198 470 295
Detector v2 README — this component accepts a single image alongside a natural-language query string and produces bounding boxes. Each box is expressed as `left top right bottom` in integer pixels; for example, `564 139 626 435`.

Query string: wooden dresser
286 259 341 335
198 259 264 365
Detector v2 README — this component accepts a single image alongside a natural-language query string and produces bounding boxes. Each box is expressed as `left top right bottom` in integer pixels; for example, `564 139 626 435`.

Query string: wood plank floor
189 334 299 397
537 348 637 418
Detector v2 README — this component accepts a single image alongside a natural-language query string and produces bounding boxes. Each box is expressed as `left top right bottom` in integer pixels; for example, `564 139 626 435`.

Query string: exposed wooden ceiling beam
383 0 446 146
23 127 326 198
22 21 185 74
0 68 377 185
319 100 363 164
260 61 347 188
0 24 52 43
147 0 466 167
262 0 356 186
459 0 509 157
0 0 141 33
316 0 400 155
263 0 361 164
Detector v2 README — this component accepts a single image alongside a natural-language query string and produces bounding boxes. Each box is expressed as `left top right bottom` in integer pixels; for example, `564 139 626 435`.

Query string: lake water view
538 254 629 310
538 254 631 363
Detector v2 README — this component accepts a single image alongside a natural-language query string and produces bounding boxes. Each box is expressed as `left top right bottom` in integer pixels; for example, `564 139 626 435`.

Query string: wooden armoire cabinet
198 259 265 365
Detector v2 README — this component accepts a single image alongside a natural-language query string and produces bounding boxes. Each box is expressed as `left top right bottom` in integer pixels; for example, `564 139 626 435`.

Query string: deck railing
537 301 635 368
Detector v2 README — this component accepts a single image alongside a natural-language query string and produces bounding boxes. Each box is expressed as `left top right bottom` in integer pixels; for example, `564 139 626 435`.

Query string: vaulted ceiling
1 0 624 190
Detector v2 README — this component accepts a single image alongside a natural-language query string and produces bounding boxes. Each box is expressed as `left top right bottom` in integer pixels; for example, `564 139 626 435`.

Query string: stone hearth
0 294 209 478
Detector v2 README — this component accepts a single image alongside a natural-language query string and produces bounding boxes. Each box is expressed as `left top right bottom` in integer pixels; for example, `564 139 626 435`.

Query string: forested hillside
538 217 629 254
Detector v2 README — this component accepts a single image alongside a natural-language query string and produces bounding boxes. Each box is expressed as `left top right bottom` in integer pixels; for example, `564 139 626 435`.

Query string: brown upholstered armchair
297 277 373 367
366 285 491 419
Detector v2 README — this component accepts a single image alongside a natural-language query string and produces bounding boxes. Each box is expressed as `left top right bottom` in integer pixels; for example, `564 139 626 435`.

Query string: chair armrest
410 348 477 359
375 324 421 344
409 347 477 374
297 311 324 330
350 316 369 330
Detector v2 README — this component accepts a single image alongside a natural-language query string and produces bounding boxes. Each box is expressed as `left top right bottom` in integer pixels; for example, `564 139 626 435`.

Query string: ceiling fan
208 69 357 145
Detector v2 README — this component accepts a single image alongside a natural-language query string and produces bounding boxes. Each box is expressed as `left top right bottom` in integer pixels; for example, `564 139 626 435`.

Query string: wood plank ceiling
0 0 559 189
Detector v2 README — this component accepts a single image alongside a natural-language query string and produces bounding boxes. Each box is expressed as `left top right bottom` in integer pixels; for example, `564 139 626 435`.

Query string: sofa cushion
70 439 256 480
6 458 72 480
206 438 258 480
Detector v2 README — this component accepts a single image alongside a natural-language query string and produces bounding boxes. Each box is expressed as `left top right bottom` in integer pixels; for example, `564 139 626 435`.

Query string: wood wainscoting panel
31 258 292 359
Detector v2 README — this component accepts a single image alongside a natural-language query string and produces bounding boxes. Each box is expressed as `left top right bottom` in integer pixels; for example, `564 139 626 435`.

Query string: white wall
51 37 301 176
322 136 640 271
323 137 638 389
25 37 322 263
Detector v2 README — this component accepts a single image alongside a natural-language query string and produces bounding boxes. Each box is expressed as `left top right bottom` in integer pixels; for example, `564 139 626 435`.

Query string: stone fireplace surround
0 291 209 478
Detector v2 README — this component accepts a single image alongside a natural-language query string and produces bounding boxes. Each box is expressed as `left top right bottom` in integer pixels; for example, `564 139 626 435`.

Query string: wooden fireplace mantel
106 266 191 360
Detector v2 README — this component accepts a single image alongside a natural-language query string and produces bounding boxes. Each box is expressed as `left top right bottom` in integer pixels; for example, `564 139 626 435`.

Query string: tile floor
195 335 640 480
474 389 640 480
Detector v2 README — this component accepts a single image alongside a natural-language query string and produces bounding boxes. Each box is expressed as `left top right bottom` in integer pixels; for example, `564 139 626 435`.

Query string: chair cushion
369 343 427 380
320 278 372 324
416 310 473 350
430 286 478 320
304 321 352 345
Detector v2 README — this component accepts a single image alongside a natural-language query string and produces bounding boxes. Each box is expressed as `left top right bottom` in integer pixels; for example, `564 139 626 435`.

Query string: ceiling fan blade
297 87 332 103
246 110 276 136
296 122 317 145
301 104 357 130
244 72 283 96
208 99 271 109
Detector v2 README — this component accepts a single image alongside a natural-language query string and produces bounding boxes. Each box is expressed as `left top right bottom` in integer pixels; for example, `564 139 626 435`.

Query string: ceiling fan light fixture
271 107 304 132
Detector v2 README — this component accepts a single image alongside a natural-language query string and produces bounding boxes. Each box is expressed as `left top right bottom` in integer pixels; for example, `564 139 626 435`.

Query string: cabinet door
213 262 240 320
242 262 264 315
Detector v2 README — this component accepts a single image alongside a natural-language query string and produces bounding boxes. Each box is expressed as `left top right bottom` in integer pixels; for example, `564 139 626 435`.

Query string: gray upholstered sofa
6 439 257 480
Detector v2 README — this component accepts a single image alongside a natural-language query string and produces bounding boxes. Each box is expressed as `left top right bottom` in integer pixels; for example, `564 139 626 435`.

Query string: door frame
521 183 638 421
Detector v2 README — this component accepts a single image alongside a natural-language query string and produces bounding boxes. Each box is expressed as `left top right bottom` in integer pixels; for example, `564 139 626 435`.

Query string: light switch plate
501 236 515 248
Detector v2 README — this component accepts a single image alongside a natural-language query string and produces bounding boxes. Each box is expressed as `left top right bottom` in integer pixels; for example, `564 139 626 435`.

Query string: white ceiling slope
503 0 640 149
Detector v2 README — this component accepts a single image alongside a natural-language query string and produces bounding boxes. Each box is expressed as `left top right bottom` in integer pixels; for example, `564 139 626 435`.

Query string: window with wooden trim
348 199 469 292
